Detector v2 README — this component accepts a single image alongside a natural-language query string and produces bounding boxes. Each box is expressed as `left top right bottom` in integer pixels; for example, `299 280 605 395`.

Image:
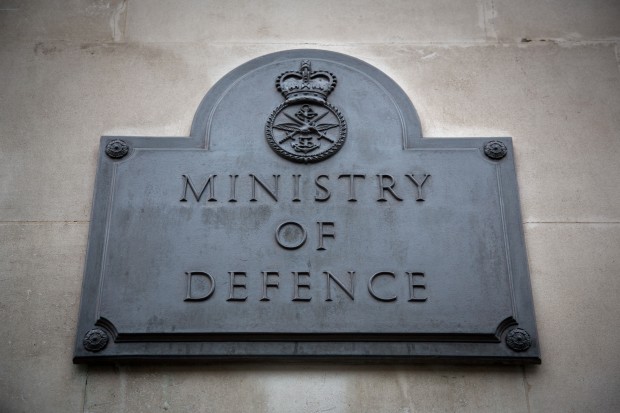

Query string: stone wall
1 1 619 412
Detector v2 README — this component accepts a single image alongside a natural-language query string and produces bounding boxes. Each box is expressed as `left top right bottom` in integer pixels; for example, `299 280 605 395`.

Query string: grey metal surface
73 49 540 363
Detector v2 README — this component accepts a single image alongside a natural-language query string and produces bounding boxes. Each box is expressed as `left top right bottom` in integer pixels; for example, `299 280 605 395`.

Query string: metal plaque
74 50 540 363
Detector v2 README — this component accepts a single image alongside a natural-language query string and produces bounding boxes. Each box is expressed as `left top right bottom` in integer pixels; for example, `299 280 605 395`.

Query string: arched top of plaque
189 49 423 156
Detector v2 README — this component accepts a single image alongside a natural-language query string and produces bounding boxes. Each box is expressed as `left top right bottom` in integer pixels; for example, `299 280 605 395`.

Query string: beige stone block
0 222 88 412
344 365 529 413
84 364 270 413
523 223 620 412
84 363 528 413
0 40 207 221
0 0 126 42
493 0 620 42
124 0 487 44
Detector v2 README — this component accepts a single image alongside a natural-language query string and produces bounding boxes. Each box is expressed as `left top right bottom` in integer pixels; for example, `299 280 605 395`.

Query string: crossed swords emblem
273 105 339 153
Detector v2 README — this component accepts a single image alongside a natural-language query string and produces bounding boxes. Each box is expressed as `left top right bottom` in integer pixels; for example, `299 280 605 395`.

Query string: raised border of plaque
73 49 540 364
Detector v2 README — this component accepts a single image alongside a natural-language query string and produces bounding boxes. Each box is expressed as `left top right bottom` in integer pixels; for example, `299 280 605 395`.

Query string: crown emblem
266 60 346 163
276 60 337 104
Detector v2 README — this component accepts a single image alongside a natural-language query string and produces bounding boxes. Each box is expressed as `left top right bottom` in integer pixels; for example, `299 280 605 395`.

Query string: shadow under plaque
74 49 540 364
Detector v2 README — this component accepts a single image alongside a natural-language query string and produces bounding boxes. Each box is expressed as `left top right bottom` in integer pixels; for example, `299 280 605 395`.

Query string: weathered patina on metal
74 50 540 363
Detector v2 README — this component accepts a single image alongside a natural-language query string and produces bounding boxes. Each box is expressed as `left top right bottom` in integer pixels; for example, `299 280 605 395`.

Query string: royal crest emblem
266 60 347 163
